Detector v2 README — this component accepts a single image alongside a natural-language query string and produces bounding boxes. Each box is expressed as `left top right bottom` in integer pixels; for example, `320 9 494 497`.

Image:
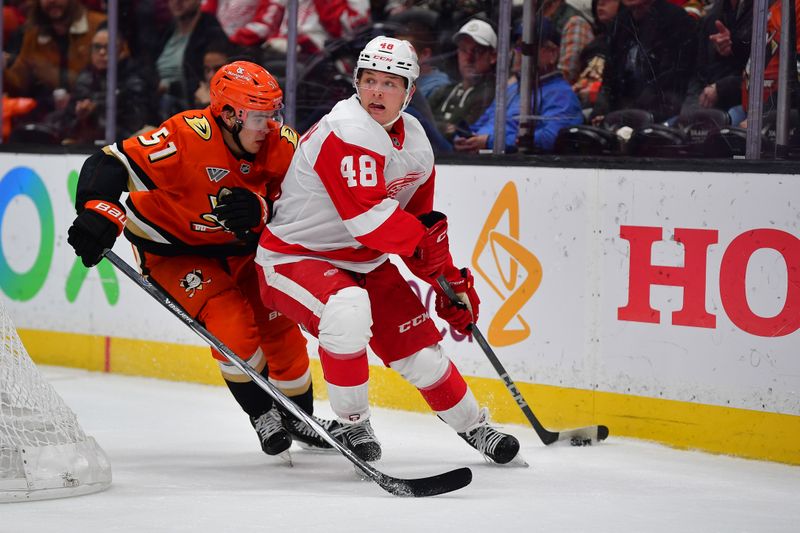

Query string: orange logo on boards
472 182 542 347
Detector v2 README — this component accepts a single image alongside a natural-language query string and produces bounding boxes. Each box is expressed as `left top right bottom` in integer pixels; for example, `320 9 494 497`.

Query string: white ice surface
3 366 798 533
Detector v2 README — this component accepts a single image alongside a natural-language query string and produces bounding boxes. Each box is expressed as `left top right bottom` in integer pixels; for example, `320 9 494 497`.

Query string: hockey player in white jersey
255 36 521 464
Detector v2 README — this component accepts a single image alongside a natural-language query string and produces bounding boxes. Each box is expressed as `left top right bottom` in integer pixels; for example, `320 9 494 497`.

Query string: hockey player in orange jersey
66 61 340 458
255 37 522 465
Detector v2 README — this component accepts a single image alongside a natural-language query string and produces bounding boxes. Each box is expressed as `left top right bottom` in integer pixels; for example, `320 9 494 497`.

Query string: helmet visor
240 107 284 131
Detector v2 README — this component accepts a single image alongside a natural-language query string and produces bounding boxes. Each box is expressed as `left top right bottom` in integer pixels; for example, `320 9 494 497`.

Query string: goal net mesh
0 299 111 502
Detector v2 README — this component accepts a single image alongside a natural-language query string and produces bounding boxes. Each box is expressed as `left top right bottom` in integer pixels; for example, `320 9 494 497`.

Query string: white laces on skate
253 407 284 440
463 409 506 459
341 419 378 447
289 416 339 438
460 407 527 466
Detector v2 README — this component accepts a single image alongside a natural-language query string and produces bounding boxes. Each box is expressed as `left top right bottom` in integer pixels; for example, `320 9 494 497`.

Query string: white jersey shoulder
323 95 394 155
258 95 436 273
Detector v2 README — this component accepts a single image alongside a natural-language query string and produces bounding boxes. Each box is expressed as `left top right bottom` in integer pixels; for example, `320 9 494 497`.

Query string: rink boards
1 152 798 464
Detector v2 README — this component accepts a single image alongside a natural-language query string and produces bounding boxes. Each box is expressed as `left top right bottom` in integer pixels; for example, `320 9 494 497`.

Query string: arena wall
1 152 798 464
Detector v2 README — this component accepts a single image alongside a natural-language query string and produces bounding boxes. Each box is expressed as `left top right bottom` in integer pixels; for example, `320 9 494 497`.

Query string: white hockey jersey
257 95 436 273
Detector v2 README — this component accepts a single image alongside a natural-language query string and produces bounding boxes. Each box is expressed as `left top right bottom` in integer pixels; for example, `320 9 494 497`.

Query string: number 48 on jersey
341 155 378 187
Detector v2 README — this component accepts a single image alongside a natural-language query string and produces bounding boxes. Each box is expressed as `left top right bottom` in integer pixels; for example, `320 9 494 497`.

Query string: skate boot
282 413 344 451
458 408 521 465
332 419 382 462
250 406 292 456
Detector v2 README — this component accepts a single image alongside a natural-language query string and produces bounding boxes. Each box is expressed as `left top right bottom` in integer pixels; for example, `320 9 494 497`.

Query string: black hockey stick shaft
105 250 471 496
436 276 609 446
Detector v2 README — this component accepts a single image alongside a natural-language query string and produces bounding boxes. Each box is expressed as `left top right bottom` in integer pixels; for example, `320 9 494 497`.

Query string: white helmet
354 36 420 85
354 36 419 127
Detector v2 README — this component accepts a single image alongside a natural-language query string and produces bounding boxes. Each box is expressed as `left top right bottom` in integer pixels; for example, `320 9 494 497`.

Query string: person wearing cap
254 36 523 466
454 19 583 153
428 18 498 141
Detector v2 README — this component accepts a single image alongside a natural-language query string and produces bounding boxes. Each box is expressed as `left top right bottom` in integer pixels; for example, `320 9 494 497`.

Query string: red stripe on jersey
354 207 424 257
417 361 468 411
319 347 369 387
313 131 426 255
259 227 386 263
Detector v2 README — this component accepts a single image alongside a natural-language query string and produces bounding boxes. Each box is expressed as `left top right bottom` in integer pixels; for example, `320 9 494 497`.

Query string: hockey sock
224 364 274 418
417 361 468 411
318 346 370 421
419 362 480 433
284 382 315 417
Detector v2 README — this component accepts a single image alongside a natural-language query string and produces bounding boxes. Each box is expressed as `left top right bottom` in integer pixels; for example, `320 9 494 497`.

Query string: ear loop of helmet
215 111 256 159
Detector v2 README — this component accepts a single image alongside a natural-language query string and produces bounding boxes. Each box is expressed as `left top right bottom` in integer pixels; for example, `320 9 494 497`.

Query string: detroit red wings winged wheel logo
179 269 211 298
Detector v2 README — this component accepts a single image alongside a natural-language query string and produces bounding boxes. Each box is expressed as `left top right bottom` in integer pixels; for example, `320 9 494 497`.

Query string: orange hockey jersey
106 108 299 256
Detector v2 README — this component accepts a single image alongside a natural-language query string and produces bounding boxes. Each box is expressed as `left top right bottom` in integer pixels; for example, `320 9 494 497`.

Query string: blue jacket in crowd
471 71 583 152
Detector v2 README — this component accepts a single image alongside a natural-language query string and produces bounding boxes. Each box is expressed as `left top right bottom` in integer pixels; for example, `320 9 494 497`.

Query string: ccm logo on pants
399 313 429 333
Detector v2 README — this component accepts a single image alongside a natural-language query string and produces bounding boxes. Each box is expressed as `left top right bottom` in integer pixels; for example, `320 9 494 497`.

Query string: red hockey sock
417 361 468 411
318 346 369 387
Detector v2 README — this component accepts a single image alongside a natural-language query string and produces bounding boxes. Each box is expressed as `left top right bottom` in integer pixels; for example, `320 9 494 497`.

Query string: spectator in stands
48 24 156 145
741 0 800 123
389 7 452 99
428 18 497 142
193 39 236 108
573 0 620 109
207 0 370 55
542 0 595 84
454 19 583 153
2 0 106 121
681 0 752 125
155 0 228 120
2 1 26 74
590 0 697 125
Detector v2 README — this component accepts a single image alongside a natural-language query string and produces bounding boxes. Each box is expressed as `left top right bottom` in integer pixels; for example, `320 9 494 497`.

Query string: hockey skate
250 406 292 458
282 413 344 451
459 408 526 466
332 418 382 462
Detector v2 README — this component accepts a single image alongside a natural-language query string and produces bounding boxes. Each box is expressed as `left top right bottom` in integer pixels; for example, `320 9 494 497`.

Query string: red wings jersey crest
110 108 298 249
385 171 427 199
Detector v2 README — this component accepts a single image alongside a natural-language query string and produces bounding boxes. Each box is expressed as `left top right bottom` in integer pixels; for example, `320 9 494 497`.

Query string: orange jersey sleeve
110 109 298 255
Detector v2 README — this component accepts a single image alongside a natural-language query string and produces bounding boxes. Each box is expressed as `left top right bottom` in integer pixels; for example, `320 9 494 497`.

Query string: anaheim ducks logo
280 125 299 149
192 193 227 232
179 269 211 298
472 181 542 346
184 115 212 140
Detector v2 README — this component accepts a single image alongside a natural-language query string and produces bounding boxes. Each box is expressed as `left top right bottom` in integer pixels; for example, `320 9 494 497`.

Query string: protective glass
240 107 284 131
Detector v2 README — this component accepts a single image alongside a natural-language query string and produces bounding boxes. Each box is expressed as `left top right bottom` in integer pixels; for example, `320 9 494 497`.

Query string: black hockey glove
67 202 125 267
212 187 268 240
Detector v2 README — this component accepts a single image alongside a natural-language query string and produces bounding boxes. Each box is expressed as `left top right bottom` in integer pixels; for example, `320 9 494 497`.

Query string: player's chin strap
353 83 414 129
214 115 255 158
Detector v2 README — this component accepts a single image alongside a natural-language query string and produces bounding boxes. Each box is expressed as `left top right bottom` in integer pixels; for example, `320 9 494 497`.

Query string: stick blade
374 467 472 497
550 425 610 446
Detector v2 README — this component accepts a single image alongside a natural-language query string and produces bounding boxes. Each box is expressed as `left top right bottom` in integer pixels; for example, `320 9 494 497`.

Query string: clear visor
239 107 284 131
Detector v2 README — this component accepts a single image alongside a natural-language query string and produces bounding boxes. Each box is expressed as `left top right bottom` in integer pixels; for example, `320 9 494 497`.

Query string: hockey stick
104 250 471 497
437 276 609 446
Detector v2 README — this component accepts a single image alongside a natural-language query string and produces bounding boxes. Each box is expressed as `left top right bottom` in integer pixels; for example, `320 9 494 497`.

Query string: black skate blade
370 467 472 497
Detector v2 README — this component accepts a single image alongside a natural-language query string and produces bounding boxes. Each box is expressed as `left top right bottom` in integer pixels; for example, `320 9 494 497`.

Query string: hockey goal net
0 299 111 502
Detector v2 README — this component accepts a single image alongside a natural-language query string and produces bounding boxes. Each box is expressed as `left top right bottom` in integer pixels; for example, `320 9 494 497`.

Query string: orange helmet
209 61 284 131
